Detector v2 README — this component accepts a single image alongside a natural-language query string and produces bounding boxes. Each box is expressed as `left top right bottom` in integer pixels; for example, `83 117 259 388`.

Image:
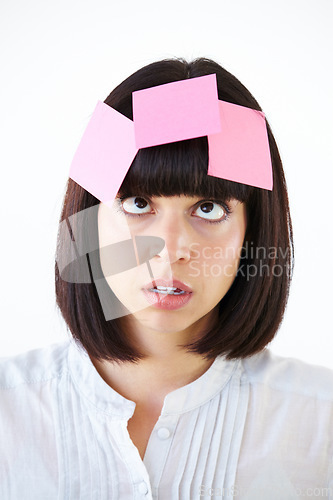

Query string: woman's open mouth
148 285 185 295
142 279 193 310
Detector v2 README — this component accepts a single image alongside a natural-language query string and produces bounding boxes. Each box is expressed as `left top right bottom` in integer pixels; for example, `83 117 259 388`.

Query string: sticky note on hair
69 101 138 204
208 101 273 190
133 74 221 148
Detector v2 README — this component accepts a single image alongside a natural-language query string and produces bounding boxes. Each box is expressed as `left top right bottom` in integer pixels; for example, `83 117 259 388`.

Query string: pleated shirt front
0 341 332 499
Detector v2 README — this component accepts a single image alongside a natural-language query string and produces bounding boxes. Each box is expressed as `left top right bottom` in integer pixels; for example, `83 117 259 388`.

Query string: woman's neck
91 312 217 406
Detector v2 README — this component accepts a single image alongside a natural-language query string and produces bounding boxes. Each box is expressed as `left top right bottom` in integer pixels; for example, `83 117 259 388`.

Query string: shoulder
241 348 333 401
0 341 71 390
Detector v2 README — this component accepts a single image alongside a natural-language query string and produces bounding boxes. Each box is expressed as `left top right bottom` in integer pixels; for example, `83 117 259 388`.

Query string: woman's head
97 194 248 352
55 57 294 362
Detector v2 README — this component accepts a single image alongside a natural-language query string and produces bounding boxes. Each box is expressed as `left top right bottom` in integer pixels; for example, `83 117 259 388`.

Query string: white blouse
0 341 332 499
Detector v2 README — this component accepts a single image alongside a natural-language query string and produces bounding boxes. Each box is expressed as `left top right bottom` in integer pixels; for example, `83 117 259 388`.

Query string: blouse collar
68 341 239 420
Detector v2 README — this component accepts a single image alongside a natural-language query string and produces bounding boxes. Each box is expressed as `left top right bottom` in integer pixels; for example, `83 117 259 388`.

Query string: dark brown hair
55 57 294 362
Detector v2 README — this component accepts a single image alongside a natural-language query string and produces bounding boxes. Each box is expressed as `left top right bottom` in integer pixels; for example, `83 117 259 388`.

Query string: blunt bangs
118 138 253 204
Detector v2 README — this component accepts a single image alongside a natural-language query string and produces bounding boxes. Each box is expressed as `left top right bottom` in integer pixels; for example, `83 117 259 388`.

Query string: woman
1 58 332 499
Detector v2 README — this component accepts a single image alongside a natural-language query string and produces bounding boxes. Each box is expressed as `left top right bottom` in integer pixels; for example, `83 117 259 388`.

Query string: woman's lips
142 279 193 310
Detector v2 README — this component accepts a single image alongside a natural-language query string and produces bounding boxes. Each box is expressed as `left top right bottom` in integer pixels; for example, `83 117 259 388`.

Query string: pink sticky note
133 74 221 148
208 101 273 190
69 101 138 204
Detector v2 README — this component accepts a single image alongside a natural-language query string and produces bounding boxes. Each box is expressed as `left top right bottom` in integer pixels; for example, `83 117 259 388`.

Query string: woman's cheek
193 232 244 281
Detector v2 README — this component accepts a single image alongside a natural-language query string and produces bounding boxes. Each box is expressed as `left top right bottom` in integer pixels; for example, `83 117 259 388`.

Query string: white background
0 0 332 368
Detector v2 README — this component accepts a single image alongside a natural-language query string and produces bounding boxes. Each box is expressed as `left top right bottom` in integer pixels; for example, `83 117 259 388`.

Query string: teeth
149 286 185 295
156 286 177 291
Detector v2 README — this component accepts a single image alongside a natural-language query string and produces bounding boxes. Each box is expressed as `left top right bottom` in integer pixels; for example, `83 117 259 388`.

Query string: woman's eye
121 197 152 215
193 201 228 221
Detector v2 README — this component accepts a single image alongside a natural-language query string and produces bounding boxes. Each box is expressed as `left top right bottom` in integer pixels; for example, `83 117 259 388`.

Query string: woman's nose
153 215 193 265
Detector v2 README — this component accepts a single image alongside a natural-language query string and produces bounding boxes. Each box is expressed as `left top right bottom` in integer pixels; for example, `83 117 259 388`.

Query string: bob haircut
55 57 294 362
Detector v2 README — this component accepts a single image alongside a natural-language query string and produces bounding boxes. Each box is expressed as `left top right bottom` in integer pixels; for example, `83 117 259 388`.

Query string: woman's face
97 194 247 339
